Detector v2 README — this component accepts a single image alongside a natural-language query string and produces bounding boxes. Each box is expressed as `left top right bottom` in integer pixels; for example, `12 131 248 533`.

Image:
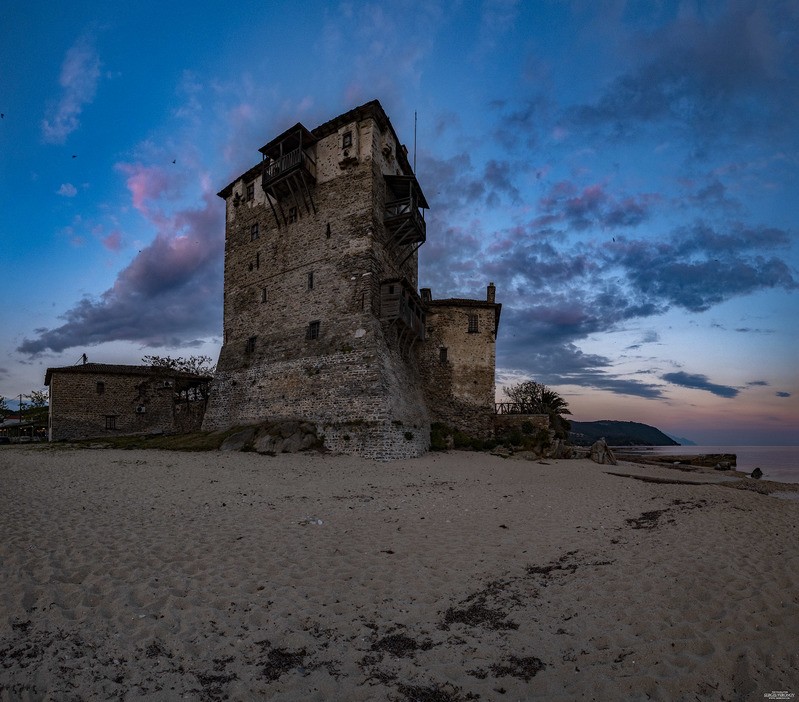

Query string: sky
1 0 797 444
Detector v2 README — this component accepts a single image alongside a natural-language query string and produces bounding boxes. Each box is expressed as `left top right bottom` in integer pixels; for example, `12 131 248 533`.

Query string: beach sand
1 447 797 701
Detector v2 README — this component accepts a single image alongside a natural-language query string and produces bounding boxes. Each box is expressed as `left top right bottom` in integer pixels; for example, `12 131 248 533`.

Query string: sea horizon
614 444 799 484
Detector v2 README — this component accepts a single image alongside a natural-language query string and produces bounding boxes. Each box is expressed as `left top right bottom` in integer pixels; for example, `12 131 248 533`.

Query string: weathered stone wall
204 106 430 457
418 299 499 437
48 372 203 441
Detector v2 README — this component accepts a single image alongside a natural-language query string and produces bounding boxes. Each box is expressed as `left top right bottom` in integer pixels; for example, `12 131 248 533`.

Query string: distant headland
570 420 681 447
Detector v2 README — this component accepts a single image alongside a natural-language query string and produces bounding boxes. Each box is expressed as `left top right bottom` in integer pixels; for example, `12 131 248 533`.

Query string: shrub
452 430 472 449
505 430 523 447
430 422 450 451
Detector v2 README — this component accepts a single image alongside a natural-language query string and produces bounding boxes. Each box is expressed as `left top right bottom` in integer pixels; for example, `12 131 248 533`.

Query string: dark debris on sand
490 655 546 681
394 681 480 701
442 602 518 631
372 633 435 657
260 646 308 681
526 551 614 584
626 498 709 529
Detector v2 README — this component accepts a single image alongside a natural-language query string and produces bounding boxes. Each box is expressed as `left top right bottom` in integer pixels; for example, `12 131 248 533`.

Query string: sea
613 445 799 484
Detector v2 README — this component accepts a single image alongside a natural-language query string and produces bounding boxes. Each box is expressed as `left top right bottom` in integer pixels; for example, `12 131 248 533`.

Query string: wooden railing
263 148 316 183
495 402 537 415
384 196 426 244
398 294 426 340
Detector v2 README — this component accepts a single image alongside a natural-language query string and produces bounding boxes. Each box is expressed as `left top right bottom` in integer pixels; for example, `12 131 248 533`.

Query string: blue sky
1 1 797 444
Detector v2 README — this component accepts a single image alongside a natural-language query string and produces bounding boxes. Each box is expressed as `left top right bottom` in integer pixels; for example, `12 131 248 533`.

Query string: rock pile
220 421 321 454
590 438 617 465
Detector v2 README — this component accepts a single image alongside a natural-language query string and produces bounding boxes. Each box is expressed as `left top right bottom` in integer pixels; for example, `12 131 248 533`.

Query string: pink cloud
17 190 224 355
115 162 174 214
102 230 123 252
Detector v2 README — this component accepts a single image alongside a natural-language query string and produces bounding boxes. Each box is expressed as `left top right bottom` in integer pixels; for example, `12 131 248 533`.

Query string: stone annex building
202 100 501 459
45 364 211 441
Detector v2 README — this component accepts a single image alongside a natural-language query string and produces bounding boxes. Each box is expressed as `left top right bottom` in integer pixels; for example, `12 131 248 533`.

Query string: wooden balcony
259 123 318 227
384 175 428 247
262 147 317 198
380 279 426 342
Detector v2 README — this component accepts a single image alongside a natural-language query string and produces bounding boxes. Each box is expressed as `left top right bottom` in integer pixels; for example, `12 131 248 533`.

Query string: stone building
45 364 211 441
418 284 501 437
203 100 501 458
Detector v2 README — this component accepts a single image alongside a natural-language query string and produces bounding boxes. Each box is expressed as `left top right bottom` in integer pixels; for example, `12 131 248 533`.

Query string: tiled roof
44 363 211 386
218 99 414 200
427 298 499 308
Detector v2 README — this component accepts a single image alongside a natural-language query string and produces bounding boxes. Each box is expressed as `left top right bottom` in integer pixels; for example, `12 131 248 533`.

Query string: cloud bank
661 371 739 398
18 165 223 355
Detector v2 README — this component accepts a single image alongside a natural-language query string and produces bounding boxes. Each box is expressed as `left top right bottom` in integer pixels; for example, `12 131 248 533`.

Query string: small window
261 288 267 303
251 223 259 241
342 131 352 148
468 314 479 333
96 381 105 394
246 336 257 353
307 321 320 340
388 285 395 294
105 415 116 430
439 347 448 363
288 206 298 223
246 182 255 201
307 271 314 290
256 252 260 269
325 222 331 239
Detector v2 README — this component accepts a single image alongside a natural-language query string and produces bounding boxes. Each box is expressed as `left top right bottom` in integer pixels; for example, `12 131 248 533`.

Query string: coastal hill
570 420 680 447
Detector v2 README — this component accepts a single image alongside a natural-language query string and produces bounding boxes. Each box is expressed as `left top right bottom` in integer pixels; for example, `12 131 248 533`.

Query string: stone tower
203 101 432 458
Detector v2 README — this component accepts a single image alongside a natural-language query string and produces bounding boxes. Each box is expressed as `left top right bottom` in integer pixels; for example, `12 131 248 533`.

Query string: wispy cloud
41 36 101 144
57 183 78 197
661 371 739 398
534 181 657 231
776 391 791 398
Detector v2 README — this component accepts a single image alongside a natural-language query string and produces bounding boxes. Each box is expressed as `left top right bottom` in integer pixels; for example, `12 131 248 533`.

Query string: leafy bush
505 430 524 447
452 430 473 449
430 422 450 451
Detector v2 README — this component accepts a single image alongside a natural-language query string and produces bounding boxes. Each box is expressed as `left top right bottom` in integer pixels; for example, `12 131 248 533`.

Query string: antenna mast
413 110 417 173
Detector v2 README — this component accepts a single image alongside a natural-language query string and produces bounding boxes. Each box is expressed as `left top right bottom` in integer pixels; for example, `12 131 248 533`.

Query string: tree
141 355 216 376
21 388 49 434
26 389 48 408
504 380 572 440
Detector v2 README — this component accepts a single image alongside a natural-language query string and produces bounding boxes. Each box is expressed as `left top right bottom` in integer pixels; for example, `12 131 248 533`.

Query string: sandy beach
1 446 797 701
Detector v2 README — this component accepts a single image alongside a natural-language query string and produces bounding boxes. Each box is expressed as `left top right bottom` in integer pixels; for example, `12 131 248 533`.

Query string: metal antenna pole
413 111 417 173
